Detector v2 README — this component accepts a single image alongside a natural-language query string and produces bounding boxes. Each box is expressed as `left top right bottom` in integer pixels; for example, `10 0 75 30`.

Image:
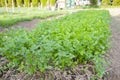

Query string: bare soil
104 8 120 80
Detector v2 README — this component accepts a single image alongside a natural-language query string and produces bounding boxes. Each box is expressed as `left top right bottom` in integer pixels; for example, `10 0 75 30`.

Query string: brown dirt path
105 8 120 80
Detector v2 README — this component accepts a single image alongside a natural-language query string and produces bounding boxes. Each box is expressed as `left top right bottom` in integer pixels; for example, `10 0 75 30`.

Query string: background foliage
32 0 39 7
16 0 22 7
0 0 50 7
24 0 30 7
113 0 120 6
50 0 56 6
102 0 110 6
90 0 98 6
41 0 47 8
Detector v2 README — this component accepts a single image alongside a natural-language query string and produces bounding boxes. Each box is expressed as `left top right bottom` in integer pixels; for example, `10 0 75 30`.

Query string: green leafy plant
0 10 111 78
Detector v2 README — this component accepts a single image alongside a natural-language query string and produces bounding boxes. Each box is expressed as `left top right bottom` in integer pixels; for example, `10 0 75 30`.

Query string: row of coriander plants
0 10 111 78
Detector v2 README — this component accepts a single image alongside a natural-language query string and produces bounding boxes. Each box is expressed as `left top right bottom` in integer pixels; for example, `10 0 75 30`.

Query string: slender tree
5 0 8 12
32 0 38 7
41 0 47 8
8 0 12 7
24 0 30 7
16 0 22 7
50 0 56 6
12 0 15 12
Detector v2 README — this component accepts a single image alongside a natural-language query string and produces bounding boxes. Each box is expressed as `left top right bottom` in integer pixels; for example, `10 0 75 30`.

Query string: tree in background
50 0 56 6
16 0 22 7
41 0 47 8
24 0 30 7
102 0 110 6
8 0 12 7
0 0 2 7
5 0 8 11
12 0 15 12
0 0 57 8
1 0 5 7
113 0 120 6
32 0 38 7
90 0 98 6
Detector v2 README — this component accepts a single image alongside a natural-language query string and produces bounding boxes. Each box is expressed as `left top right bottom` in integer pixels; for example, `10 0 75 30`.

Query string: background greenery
0 0 56 7
0 8 67 27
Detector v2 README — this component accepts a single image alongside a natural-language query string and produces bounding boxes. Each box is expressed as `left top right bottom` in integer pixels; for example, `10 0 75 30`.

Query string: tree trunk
5 0 8 12
12 0 15 12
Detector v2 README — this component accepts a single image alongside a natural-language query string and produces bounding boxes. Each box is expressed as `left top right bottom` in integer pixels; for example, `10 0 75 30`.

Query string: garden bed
0 10 111 80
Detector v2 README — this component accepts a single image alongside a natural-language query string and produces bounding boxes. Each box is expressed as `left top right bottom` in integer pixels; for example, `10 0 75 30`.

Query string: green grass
0 7 67 27
0 10 111 79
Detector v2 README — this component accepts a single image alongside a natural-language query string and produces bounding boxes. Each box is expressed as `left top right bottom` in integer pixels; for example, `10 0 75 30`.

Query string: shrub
0 10 110 78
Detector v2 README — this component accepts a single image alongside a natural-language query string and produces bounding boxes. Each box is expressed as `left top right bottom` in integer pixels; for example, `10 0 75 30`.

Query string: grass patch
0 7 67 27
0 10 111 79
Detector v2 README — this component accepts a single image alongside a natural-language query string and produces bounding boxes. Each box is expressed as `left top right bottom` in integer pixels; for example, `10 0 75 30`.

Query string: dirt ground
1 8 120 80
104 8 120 80
0 14 65 32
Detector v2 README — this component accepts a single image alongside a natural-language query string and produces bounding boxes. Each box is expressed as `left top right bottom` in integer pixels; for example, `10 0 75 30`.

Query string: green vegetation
102 0 110 6
24 0 30 7
16 0 22 7
50 0 56 6
0 0 5 7
0 0 49 7
102 0 120 6
32 0 39 7
90 0 98 6
8 0 12 7
41 0 47 8
0 8 66 27
0 10 110 78
113 0 120 6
